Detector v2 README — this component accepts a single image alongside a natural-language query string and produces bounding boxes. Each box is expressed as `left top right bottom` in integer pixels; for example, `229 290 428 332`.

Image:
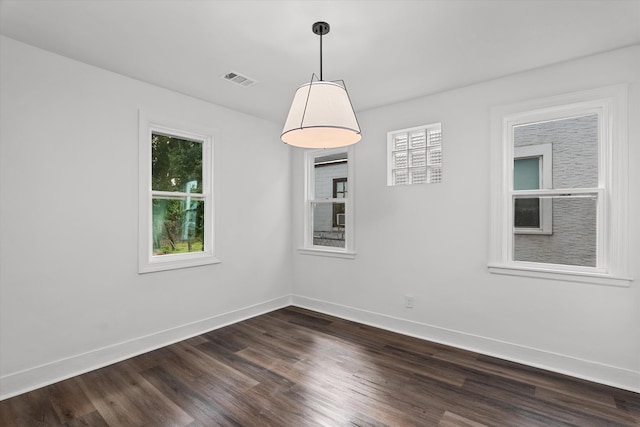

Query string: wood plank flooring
1 306 639 426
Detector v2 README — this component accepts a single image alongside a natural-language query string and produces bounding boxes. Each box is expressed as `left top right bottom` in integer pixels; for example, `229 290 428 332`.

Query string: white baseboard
3 293 637 401
291 295 640 393
0 295 292 400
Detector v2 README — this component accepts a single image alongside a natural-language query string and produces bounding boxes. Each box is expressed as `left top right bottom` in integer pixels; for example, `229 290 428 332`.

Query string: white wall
291 45 640 391
0 36 292 399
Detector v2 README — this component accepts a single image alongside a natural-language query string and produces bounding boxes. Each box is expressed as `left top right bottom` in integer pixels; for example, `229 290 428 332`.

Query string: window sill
514 229 552 235
488 263 632 287
298 247 356 259
139 254 221 274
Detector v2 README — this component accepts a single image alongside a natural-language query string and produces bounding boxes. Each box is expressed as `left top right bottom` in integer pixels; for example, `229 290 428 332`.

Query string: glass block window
388 123 442 186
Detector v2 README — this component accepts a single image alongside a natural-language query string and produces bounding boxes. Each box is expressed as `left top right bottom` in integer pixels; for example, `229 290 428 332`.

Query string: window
514 143 552 234
388 123 441 186
138 112 218 273
489 85 630 286
332 178 347 227
300 147 355 258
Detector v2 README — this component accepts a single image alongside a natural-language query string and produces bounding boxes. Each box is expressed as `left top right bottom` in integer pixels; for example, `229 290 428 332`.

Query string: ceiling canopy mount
311 21 330 36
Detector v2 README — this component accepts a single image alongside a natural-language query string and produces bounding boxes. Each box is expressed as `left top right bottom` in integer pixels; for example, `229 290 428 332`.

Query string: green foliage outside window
151 134 204 255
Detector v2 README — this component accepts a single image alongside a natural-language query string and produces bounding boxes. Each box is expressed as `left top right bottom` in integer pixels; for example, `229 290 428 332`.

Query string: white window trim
299 147 356 258
513 143 552 235
489 85 631 287
138 110 220 273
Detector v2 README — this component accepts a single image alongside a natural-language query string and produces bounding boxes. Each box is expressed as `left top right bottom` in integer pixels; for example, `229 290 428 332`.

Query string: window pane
428 166 442 183
409 130 426 149
514 197 540 228
514 158 540 190
152 133 203 193
152 197 204 255
428 129 442 146
409 149 426 167
514 114 598 189
312 202 345 248
428 147 441 165
393 169 408 185
332 200 345 227
333 178 347 198
410 168 426 184
394 134 408 151
314 153 347 199
514 194 597 267
393 151 408 169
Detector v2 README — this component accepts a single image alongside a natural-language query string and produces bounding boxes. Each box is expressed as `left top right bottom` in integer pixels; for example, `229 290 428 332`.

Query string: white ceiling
1 1 639 124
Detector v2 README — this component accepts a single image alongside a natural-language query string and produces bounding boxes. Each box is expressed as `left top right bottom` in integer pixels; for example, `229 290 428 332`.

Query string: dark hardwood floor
1 306 638 426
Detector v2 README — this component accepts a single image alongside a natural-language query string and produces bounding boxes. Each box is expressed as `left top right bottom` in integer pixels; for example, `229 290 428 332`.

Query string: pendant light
281 22 361 148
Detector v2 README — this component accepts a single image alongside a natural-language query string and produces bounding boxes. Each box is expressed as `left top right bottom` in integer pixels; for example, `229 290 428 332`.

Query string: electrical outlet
404 295 414 308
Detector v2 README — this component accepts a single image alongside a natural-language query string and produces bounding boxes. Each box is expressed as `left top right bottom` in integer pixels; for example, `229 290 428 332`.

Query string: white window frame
138 111 219 273
387 123 442 186
513 143 552 235
299 146 355 259
489 85 631 287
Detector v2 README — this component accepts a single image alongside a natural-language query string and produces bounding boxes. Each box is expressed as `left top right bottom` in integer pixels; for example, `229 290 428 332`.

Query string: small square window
388 123 442 186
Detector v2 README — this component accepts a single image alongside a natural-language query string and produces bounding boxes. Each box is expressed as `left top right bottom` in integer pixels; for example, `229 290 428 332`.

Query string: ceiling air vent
221 71 257 87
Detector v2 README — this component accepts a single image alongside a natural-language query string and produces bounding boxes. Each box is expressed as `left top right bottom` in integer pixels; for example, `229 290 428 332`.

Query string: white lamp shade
281 81 361 148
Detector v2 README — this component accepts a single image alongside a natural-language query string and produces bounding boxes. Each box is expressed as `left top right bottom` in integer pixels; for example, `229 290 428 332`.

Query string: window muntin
388 123 442 186
302 148 354 256
489 85 630 286
139 113 218 273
